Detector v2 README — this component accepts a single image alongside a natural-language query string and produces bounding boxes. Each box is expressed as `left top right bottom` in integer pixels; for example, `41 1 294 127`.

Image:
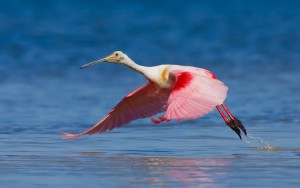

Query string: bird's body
62 51 247 140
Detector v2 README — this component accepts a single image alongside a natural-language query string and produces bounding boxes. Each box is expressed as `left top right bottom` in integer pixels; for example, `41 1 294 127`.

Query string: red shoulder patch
205 70 217 79
172 72 193 91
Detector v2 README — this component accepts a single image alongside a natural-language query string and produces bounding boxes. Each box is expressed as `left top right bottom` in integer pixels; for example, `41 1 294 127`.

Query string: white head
81 51 126 69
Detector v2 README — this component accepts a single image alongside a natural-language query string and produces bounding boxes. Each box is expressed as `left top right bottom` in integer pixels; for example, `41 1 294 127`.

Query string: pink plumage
62 82 170 139
62 51 247 140
151 69 227 123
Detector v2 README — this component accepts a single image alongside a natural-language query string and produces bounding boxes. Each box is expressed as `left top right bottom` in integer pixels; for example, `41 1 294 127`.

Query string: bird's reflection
130 157 229 187
79 152 230 187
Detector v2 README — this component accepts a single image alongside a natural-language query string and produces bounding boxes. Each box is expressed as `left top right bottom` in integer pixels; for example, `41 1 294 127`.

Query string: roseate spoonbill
62 51 247 140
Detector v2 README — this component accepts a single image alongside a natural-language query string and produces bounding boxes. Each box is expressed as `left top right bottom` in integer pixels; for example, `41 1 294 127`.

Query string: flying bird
62 51 247 140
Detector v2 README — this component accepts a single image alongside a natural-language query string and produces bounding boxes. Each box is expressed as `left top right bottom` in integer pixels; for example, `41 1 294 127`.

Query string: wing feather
160 69 228 122
62 82 170 139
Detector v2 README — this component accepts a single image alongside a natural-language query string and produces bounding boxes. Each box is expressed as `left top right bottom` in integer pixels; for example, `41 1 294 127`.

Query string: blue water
1 0 300 187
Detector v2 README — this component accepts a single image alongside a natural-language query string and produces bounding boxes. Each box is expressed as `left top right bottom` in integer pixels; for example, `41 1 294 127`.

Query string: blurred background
1 0 299 134
0 0 300 187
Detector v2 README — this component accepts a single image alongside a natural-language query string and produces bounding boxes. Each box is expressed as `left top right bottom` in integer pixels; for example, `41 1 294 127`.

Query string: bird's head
80 51 125 69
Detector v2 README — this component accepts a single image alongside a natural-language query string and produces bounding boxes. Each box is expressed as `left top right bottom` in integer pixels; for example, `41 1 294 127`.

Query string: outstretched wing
153 69 228 123
62 82 170 139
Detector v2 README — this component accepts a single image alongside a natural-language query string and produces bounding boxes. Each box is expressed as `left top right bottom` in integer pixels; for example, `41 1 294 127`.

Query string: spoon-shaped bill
80 58 106 69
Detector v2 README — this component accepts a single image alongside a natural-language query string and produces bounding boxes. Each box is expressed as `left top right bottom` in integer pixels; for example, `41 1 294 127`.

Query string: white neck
121 54 148 77
120 54 167 87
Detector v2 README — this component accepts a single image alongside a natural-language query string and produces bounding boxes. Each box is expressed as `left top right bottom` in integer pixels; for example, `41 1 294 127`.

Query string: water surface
1 0 300 187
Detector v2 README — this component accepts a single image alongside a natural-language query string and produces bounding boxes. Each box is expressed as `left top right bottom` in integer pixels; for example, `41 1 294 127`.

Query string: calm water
1 0 300 187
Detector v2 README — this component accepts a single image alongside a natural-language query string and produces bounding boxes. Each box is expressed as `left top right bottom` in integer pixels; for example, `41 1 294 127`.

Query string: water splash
242 133 279 152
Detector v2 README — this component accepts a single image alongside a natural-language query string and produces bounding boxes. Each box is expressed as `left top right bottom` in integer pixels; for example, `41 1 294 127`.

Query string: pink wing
62 82 171 139
152 69 228 123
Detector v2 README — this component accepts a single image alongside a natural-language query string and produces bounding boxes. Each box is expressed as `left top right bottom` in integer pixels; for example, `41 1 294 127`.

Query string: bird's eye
115 53 119 57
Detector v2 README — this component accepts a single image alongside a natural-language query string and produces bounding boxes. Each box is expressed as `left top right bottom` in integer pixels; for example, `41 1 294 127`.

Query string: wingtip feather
60 131 82 140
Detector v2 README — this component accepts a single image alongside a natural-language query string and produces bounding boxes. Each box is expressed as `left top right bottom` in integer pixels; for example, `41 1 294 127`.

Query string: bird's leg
221 104 247 136
216 105 241 139
150 116 167 124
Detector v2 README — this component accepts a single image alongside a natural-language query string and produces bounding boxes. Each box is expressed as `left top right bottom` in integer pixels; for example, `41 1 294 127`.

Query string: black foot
216 104 247 140
233 117 247 136
226 120 242 139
